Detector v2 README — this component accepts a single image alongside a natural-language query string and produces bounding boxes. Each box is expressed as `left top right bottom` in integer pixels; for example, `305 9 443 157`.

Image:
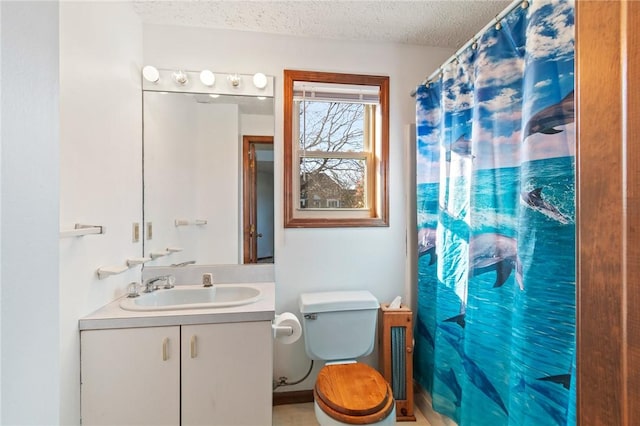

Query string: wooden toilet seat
314 363 395 424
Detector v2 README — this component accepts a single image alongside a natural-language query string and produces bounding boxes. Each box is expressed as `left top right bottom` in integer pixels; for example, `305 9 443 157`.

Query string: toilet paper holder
271 312 302 344
272 324 294 336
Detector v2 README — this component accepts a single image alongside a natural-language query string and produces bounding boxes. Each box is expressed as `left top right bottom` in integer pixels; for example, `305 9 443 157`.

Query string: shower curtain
414 1 575 425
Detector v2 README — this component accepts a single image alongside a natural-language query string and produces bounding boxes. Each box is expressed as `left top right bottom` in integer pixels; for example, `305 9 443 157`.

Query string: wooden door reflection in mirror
243 135 274 263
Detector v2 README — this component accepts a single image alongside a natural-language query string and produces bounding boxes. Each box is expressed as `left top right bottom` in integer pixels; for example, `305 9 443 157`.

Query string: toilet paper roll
272 312 302 344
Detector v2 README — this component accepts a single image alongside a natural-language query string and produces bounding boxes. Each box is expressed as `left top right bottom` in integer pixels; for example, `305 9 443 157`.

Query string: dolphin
444 301 467 328
434 368 462 407
418 227 437 265
445 134 473 162
514 378 568 425
523 90 575 139
468 233 524 290
439 208 472 240
515 376 568 403
440 330 509 416
444 313 466 328
521 188 571 224
415 317 435 349
537 373 571 390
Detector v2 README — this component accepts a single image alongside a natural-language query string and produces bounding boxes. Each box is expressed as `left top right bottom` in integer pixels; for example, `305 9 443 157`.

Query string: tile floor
272 402 434 426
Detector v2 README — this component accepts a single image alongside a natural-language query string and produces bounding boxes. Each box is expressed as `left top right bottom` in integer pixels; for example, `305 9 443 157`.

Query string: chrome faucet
143 277 163 293
143 275 175 293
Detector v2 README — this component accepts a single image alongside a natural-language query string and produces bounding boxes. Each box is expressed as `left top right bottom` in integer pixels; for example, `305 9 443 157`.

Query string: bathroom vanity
78 282 275 426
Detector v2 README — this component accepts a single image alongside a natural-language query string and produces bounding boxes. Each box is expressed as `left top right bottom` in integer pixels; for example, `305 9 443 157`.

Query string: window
284 70 389 228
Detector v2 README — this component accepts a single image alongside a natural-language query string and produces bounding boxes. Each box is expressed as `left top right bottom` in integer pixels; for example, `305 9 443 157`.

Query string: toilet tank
298 290 379 362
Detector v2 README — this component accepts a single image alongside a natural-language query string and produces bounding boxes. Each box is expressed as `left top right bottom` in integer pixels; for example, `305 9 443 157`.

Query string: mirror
142 70 274 266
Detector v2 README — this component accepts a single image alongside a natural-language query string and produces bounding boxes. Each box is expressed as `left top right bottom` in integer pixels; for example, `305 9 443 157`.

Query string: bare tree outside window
298 101 368 209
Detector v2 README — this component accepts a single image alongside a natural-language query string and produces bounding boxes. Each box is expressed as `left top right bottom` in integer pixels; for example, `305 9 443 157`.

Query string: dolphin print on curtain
414 1 575 425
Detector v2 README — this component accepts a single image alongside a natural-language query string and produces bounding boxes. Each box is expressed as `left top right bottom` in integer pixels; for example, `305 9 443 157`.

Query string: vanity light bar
141 68 274 98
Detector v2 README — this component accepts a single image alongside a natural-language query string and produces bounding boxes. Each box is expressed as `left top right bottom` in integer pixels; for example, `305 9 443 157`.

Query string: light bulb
200 70 215 86
253 72 268 89
142 65 160 83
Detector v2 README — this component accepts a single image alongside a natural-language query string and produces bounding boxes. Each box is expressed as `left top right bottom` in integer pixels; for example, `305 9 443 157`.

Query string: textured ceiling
132 0 513 48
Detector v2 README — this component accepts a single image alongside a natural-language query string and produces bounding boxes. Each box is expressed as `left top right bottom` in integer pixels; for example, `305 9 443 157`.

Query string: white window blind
293 81 380 104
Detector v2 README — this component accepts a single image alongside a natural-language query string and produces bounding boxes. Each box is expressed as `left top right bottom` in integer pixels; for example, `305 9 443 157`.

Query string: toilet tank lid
299 291 379 313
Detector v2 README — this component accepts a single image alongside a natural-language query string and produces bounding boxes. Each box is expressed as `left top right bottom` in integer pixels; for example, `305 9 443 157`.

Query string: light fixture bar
141 68 274 98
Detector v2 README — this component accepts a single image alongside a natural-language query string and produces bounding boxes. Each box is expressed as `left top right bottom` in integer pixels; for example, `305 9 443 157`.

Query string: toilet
299 290 396 426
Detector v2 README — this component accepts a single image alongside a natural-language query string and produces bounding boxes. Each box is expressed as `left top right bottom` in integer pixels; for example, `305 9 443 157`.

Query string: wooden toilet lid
314 363 394 424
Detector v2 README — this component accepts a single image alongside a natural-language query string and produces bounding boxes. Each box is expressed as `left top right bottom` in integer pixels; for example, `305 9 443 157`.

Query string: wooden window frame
283 69 389 228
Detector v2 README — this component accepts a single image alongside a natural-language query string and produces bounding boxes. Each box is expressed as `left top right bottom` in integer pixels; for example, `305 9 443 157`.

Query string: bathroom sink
119 284 262 312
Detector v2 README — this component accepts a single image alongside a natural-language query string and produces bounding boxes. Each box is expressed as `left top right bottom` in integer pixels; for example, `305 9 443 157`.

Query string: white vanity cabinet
81 321 273 426
80 326 181 426
181 321 273 425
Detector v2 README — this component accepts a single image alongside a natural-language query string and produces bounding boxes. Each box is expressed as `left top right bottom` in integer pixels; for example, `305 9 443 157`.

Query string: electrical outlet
146 222 153 240
132 223 140 243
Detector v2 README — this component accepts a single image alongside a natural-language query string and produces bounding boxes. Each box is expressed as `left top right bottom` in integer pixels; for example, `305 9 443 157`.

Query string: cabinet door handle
162 337 169 361
190 335 197 358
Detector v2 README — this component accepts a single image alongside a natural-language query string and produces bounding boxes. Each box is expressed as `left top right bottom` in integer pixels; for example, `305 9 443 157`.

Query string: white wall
1 1 60 424
59 2 142 424
143 24 452 391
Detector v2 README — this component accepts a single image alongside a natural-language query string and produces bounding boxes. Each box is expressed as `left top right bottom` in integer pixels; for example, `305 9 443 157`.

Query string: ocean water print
415 1 576 425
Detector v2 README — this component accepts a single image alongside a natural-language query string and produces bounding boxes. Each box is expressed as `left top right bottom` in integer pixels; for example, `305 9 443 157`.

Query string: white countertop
79 282 275 331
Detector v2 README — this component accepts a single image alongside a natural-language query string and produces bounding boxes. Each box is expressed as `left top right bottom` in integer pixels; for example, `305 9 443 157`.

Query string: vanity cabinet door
80 326 180 426
181 321 273 426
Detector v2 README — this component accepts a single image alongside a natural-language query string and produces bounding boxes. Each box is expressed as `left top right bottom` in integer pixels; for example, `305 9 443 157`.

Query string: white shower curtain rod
411 0 526 97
